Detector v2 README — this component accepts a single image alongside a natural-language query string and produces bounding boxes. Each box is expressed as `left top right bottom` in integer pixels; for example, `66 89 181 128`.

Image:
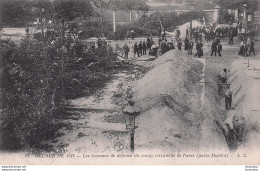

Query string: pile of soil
132 50 205 152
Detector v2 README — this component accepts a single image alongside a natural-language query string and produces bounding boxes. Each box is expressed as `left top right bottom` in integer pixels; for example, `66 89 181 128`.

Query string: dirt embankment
132 50 206 153
201 55 260 155
200 57 235 152
227 59 260 153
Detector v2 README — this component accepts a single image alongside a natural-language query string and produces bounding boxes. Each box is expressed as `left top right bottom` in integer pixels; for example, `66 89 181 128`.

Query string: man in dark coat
123 43 129 59
194 41 203 58
228 30 234 44
184 37 189 50
142 41 147 55
147 36 151 50
249 40 255 56
188 40 193 55
161 41 167 54
211 40 217 56
217 43 222 56
138 41 143 56
177 40 182 51
225 89 232 111
134 42 139 57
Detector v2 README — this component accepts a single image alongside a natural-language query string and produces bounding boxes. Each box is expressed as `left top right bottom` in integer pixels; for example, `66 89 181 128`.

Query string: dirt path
48 59 149 154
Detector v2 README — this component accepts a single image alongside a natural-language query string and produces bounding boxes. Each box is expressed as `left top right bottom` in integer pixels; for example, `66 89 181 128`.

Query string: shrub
33 32 43 40
0 36 117 151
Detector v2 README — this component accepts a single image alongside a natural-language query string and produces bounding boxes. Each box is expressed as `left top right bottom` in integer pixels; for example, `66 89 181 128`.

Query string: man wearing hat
222 68 228 83
225 89 232 110
123 43 130 59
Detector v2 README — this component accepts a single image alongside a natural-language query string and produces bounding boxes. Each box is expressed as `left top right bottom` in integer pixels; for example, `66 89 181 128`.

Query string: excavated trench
202 57 252 151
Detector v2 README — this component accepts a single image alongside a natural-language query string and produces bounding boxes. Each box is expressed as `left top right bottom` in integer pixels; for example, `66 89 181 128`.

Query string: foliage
219 9 234 24
52 0 93 22
214 0 259 14
0 36 118 151
106 11 205 40
0 0 32 27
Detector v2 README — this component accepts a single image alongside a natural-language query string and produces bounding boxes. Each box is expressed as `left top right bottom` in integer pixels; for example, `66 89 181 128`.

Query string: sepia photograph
0 0 260 166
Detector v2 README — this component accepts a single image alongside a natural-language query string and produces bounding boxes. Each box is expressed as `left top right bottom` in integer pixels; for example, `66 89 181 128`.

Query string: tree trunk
129 11 132 22
190 19 192 41
100 5 104 37
113 10 116 33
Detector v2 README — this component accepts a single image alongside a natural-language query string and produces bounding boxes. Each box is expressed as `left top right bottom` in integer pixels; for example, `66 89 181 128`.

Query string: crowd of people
111 22 256 61
120 35 157 60
238 37 255 57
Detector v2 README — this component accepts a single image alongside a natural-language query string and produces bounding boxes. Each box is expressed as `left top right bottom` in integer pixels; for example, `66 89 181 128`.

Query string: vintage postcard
0 0 260 165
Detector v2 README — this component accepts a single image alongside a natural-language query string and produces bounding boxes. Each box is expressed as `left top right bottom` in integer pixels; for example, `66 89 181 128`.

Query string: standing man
134 42 139 57
228 30 234 44
243 40 249 57
217 42 222 56
147 35 151 52
222 68 228 83
138 41 143 56
225 89 232 111
177 39 182 51
238 40 245 56
161 30 166 40
151 42 158 57
211 40 217 56
249 40 255 56
142 41 147 55
130 29 136 40
123 43 129 59
126 29 130 40
184 36 189 51
194 40 203 58
188 40 193 55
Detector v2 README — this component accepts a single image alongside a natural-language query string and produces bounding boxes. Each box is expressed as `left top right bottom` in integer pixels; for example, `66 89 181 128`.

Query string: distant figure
228 30 234 44
161 30 166 40
211 40 217 56
123 43 129 59
243 40 249 57
25 27 29 34
142 41 147 55
177 40 182 51
169 40 175 50
249 40 255 56
188 40 193 55
160 40 167 54
194 41 203 58
129 42 135 60
147 36 151 52
238 41 245 56
151 42 158 57
130 29 136 40
225 89 232 111
138 41 143 56
222 68 228 83
134 42 139 57
184 37 189 50
126 29 130 40
217 42 222 56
